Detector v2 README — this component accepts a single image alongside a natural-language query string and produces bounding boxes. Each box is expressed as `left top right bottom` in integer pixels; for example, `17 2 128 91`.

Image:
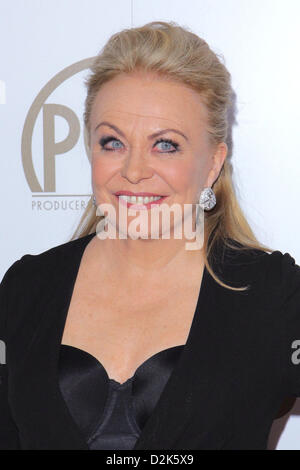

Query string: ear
205 142 228 188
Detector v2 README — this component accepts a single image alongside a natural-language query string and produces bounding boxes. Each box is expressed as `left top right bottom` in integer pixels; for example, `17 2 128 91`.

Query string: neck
92 230 204 279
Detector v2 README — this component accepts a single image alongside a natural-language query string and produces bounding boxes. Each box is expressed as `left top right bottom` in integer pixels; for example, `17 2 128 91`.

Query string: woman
1 21 300 451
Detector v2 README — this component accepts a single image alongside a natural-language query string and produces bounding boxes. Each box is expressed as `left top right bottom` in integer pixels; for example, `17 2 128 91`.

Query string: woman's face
89 71 227 239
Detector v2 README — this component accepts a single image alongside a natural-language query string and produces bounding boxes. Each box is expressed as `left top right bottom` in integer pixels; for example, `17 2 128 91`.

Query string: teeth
118 195 163 204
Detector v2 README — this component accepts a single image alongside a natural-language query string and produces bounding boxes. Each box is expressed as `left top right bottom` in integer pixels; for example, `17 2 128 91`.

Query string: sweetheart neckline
59 343 185 387
53 232 208 449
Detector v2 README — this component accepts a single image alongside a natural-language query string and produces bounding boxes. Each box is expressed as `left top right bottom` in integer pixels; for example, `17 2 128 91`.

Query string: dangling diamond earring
92 195 96 207
199 187 216 211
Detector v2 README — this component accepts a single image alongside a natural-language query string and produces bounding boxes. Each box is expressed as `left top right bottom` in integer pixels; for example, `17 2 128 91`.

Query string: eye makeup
98 135 181 153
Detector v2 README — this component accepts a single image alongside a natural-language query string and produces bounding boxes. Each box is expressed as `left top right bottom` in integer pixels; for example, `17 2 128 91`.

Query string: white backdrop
1 0 299 449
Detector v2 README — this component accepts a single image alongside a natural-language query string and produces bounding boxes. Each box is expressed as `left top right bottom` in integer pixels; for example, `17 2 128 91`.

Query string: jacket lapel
11 235 94 449
133 255 235 450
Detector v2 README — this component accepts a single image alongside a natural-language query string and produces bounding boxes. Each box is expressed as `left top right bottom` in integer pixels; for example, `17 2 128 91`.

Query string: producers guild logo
21 57 96 211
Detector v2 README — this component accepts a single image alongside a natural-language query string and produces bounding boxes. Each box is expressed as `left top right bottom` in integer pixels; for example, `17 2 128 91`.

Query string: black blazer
1 232 300 450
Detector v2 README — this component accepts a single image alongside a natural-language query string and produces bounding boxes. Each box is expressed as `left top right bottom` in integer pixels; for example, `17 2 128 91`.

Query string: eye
98 135 180 153
99 136 123 151
154 138 179 153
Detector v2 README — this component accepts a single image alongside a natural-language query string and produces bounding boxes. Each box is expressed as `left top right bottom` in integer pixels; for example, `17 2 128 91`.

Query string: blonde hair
71 20 273 291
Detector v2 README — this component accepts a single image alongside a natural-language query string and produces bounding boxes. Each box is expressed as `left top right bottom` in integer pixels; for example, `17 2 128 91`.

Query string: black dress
1 232 300 449
58 344 184 450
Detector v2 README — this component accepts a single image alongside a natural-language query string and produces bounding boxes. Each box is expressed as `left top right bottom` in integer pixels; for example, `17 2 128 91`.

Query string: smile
114 194 168 209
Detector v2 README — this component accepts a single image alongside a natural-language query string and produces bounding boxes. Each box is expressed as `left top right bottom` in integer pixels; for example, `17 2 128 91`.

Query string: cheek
92 156 119 185
165 160 203 191
186 156 208 189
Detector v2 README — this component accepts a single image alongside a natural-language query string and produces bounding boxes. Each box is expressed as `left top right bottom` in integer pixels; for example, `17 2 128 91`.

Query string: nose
120 147 153 183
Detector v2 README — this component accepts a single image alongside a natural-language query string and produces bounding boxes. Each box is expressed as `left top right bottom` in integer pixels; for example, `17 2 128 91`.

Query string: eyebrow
94 121 188 141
